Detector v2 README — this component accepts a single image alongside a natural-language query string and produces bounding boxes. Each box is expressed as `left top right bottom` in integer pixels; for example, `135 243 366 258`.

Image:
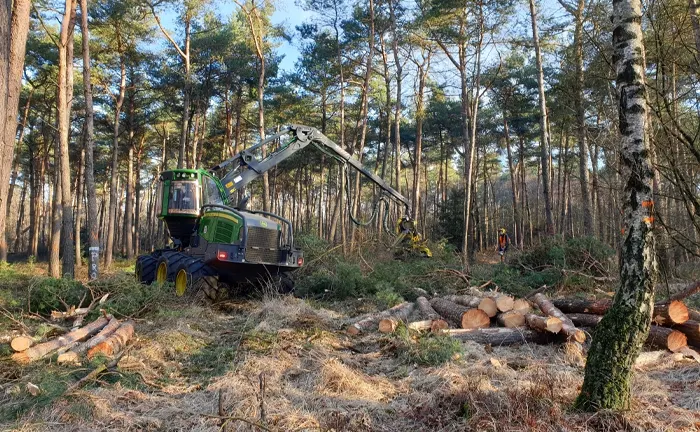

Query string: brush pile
10 311 135 365
346 281 700 357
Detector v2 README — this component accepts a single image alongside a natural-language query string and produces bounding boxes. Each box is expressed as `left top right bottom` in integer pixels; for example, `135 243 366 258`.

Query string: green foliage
373 283 404 309
394 326 462 367
28 278 87 315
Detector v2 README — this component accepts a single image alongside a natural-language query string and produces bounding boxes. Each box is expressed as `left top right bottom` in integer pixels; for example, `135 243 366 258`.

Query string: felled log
442 327 554 346
689 309 700 322
525 314 563 333
497 311 525 328
57 316 120 364
672 320 700 349
12 316 109 364
416 296 440 320
87 321 135 359
512 299 531 314
551 298 612 315
553 298 688 325
532 293 586 343
10 336 34 352
347 302 415 336
570 314 687 352
670 281 700 301
647 326 687 352
566 313 603 328
430 298 490 329
406 319 449 333
652 301 689 325
477 297 498 318
378 300 418 333
442 294 481 308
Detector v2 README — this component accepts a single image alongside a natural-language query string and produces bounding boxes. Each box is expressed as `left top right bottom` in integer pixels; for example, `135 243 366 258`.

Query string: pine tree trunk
576 0 656 410
0 0 31 262
75 147 84 267
529 0 554 235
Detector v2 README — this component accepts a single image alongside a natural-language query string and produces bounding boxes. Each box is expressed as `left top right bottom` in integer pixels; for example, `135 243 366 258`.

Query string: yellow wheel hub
156 262 168 285
175 269 188 296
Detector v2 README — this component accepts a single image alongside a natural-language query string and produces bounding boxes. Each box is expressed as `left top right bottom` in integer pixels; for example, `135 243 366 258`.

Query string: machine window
203 176 224 206
168 181 200 214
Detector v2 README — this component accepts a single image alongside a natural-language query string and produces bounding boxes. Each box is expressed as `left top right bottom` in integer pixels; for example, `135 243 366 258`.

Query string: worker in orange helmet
496 228 511 263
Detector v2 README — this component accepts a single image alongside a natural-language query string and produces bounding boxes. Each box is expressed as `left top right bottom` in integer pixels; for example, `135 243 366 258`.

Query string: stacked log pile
10 312 135 365
346 282 700 357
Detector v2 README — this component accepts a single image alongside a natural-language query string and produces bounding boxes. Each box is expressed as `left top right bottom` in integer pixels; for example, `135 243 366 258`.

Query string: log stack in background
345 283 699 357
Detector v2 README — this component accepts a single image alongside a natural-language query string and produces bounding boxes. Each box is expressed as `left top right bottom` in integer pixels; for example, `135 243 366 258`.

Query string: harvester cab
136 124 427 297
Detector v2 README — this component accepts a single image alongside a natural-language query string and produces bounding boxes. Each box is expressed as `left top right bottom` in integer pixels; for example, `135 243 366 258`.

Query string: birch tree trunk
575 0 657 410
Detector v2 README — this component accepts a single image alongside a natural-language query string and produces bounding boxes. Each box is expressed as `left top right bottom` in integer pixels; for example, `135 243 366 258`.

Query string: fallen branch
12 316 110 364
67 352 123 393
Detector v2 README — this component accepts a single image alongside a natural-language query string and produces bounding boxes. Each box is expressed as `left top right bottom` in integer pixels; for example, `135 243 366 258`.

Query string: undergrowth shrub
393 326 462 366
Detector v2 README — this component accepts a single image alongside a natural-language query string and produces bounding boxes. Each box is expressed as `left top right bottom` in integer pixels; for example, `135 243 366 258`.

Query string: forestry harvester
135 124 430 296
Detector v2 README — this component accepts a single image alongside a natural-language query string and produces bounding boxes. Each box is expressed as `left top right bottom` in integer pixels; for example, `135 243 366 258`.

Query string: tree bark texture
576 0 657 410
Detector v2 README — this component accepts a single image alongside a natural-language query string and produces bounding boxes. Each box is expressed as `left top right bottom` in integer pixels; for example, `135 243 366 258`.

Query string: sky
159 0 310 72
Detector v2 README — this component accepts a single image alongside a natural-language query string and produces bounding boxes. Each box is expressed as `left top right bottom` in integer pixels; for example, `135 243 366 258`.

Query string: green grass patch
393 326 463 367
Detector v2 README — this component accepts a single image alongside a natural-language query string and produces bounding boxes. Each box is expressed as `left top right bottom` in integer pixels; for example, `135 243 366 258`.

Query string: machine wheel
135 255 157 284
173 259 216 297
155 252 190 286
276 273 295 294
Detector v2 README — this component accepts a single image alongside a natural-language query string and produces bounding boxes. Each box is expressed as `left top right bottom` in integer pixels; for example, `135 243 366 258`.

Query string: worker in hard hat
496 228 511 263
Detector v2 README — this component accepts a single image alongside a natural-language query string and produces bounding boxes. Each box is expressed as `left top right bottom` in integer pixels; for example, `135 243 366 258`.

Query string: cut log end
11 352 30 364
461 308 491 329
667 331 688 352
653 300 689 325
478 298 498 318
494 295 515 312
525 314 563 334
10 336 33 352
512 299 531 314
346 325 361 336
497 311 525 328
378 318 399 333
430 319 449 333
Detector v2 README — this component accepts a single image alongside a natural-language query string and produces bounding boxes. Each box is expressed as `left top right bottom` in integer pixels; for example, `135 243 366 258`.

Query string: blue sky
159 0 309 72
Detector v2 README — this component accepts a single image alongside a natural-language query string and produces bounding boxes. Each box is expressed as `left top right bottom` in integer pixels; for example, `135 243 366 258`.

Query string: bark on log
670 281 700 301
646 326 687 352
672 320 700 349
525 314 563 333
442 327 555 346
477 297 498 317
512 299 531 314
87 321 135 359
346 302 415 335
57 317 120 364
12 316 109 363
406 319 449 332
492 295 514 312
690 309 700 322
430 298 490 329
652 301 689 325
567 313 603 328
497 311 525 328
376 301 416 333
532 293 586 343
442 294 481 308
574 315 687 352
10 336 33 352
553 298 689 325
551 298 612 315
416 296 441 320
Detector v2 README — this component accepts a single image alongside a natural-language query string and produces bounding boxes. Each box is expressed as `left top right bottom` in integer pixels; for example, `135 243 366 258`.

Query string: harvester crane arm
210 124 411 216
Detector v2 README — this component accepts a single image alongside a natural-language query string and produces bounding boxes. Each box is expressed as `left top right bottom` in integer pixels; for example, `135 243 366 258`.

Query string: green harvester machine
135 124 429 296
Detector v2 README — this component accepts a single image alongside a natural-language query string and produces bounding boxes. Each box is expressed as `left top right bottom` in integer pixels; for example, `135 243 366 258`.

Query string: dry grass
2 287 699 432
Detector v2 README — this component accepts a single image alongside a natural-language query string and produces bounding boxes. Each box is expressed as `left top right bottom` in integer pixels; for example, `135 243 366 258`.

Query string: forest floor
0 248 699 432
